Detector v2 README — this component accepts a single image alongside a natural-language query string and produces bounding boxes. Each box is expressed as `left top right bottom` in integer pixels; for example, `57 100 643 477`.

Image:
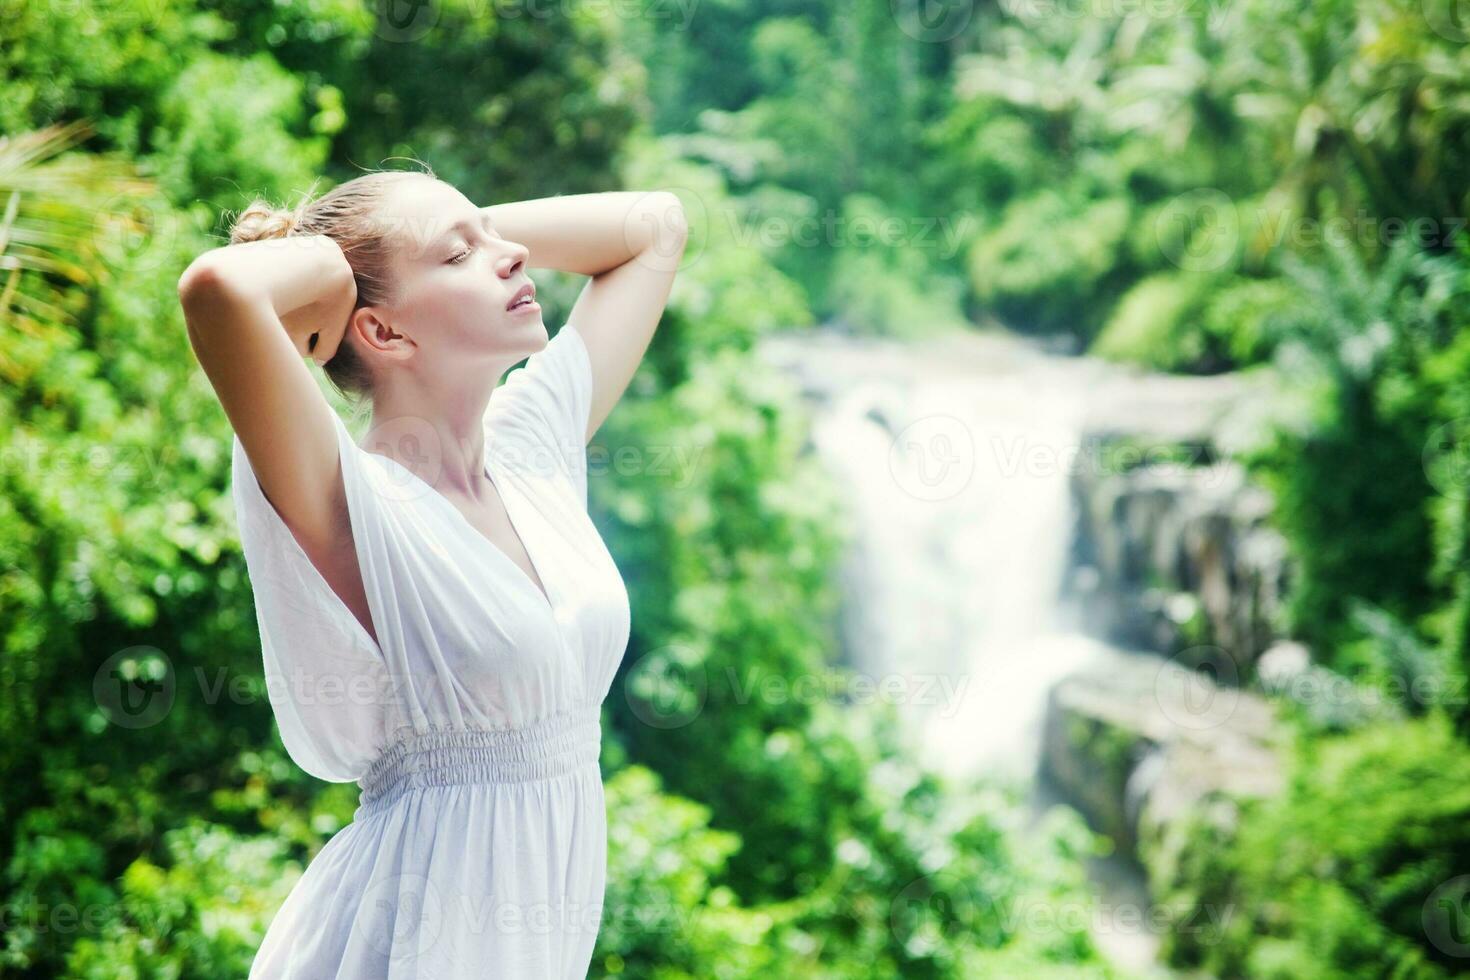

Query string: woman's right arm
177 235 358 553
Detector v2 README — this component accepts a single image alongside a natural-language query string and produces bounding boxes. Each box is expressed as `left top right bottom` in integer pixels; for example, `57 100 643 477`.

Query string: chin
517 320 550 351
497 311 545 333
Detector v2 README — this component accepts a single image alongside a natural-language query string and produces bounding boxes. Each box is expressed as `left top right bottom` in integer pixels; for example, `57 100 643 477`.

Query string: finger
314 326 345 365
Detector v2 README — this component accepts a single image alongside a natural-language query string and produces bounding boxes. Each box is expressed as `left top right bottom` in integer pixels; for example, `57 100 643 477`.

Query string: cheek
444 272 500 309
417 274 495 314
395 257 503 330
415 279 503 342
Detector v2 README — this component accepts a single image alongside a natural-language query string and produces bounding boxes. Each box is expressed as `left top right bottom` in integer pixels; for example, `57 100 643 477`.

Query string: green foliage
1091 272 1215 372
1342 599 1463 717
921 106 1052 218
670 2 1470 976
598 762 1123 978
1094 270 1307 373
587 149 1115 975
824 194 971 338
61 823 299 978
0 122 157 342
1243 238 1467 655
1163 714 1470 978
1421 321 1470 735
1196 275 1298 365
0 0 213 145
598 765 778 977
939 0 1470 371
968 191 1132 337
150 51 336 213
622 1 973 335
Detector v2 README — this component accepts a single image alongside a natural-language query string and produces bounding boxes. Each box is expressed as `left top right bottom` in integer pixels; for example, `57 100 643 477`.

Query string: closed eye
448 245 473 264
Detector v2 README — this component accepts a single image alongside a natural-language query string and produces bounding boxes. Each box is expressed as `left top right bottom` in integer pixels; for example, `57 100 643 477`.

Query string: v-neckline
360 437 556 616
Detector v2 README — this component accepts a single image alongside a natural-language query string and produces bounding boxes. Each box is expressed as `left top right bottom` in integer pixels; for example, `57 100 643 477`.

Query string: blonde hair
226 162 438 399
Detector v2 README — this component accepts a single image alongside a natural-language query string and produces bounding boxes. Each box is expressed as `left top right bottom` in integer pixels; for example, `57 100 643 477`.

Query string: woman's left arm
482 191 689 444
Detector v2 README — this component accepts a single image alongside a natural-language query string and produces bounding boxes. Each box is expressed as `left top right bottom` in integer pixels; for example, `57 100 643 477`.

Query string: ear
352 306 414 359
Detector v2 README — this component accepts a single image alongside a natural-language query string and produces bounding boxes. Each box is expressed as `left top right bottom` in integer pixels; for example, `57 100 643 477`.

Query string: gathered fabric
355 704 604 817
232 323 631 979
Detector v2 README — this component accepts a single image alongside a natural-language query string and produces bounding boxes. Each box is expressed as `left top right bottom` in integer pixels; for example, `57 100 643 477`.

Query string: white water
758 325 1252 785
805 367 1106 781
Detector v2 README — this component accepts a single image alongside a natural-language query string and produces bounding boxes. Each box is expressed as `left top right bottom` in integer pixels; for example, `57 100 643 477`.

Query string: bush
968 190 1132 337
1090 271 1214 371
825 194 971 338
1198 275 1298 366
1090 270 1299 375
1244 240 1464 655
1165 714 1470 978
59 823 300 978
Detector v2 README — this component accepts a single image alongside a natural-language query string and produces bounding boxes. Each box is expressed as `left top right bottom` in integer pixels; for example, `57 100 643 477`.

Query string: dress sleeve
485 322 595 508
229 409 394 783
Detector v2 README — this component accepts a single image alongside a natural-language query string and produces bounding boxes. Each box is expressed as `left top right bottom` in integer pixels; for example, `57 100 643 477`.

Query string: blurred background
2 0 1469 976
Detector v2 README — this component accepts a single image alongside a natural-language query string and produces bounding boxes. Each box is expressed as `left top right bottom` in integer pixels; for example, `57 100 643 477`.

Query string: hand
306 316 349 368
280 300 347 365
279 263 358 365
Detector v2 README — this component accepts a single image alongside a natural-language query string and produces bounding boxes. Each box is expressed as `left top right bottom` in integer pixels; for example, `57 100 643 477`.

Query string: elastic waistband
355 704 601 819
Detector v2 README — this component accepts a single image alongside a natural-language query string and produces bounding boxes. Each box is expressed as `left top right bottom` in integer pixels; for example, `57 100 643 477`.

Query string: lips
507 283 536 311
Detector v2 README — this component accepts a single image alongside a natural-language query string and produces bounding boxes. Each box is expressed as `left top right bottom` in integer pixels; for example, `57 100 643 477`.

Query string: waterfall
759 323 1255 787
756 327 1119 782
801 351 1110 781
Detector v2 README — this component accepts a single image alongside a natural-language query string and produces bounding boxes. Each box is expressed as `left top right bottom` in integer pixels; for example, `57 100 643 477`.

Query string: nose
496 239 530 277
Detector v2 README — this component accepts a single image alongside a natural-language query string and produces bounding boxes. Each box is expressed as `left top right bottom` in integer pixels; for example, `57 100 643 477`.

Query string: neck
366 378 501 498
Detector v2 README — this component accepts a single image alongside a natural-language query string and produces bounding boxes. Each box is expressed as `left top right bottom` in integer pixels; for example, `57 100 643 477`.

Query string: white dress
231 323 631 978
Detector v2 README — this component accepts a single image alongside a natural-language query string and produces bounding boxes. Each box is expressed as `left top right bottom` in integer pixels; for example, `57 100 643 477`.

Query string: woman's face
365 177 543 370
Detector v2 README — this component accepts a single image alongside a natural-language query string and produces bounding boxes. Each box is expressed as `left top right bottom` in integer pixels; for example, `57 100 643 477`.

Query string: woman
177 164 687 977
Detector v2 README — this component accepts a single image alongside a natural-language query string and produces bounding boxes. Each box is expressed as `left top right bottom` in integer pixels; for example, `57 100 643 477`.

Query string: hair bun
229 200 302 244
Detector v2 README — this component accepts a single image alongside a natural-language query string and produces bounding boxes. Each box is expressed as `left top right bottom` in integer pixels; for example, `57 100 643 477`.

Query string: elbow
177 252 249 312
627 192 688 273
177 253 223 304
177 259 218 348
177 254 254 339
654 191 689 243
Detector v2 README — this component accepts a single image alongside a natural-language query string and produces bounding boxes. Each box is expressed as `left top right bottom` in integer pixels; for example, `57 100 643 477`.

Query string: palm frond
0 120 156 337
